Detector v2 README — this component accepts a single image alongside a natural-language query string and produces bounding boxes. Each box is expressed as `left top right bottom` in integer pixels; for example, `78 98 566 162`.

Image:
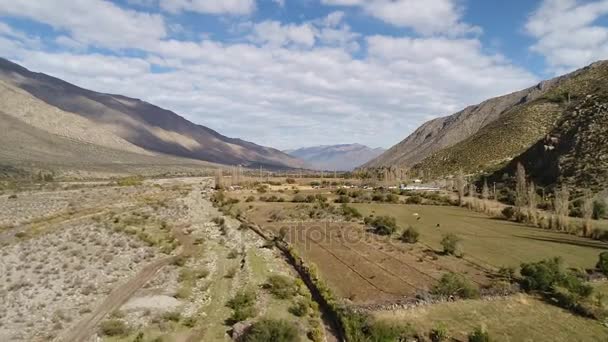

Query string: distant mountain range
0 58 304 174
365 60 608 190
286 144 385 171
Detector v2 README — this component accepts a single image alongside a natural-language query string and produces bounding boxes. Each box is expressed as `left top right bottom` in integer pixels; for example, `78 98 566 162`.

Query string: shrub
286 178 296 184
520 257 563 292
468 326 491 342
99 319 129 336
335 195 351 204
594 200 607 220
497 266 516 281
386 193 400 203
288 298 310 317
502 206 516 220
116 176 143 187
520 257 592 298
406 195 423 204
162 311 181 322
429 323 449 342
367 216 398 236
440 234 462 256
242 319 299 342
292 194 307 203
371 193 385 202
367 320 414 341
597 252 608 276
336 188 348 196
266 275 298 299
226 290 257 323
400 226 419 244
341 204 362 220
432 273 479 299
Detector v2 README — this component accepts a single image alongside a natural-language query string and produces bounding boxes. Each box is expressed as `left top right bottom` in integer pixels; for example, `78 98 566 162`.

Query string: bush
520 257 592 298
597 252 608 276
341 204 362 220
99 319 129 336
243 319 299 342
502 206 516 220
432 273 479 299
400 226 419 243
162 311 181 322
266 275 298 299
335 195 351 204
292 194 307 203
367 215 398 236
367 320 414 341
288 298 310 317
406 195 423 204
468 326 491 342
440 234 462 256
429 323 449 342
594 200 607 220
386 193 400 203
286 178 296 184
520 257 563 292
227 290 257 323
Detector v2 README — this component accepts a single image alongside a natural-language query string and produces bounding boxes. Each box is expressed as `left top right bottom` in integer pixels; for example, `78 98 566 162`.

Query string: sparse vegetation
365 215 398 236
432 273 479 299
226 289 257 323
242 318 299 342
266 274 298 299
99 319 130 336
440 233 462 256
400 226 419 243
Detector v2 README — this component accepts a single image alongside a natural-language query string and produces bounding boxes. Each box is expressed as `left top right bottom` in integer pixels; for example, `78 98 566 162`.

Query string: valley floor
0 177 324 342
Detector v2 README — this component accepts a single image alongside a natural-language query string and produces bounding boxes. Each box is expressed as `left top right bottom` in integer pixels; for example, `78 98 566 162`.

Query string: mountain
0 57 304 173
287 144 385 171
364 60 608 188
491 90 608 191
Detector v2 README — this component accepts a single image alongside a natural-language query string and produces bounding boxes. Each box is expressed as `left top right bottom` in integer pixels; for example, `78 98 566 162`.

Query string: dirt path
57 256 176 342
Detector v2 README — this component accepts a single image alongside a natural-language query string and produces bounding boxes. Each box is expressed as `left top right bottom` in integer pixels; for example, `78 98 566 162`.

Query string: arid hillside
365 60 608 189
0 58 304 171
364 61 607 171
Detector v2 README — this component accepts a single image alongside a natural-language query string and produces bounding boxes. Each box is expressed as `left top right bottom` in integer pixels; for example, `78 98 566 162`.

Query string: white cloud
159 0 256 15
247 12 359 50
249 21 317 47
321 0 481 36
0 0 167 49
0 0 537 150
526 0 608 73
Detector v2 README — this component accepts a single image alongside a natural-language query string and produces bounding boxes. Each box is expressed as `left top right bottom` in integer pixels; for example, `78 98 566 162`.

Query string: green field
374 294 608 341
352 204 608 270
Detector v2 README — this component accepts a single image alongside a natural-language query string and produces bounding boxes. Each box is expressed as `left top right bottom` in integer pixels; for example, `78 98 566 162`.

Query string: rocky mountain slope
492 91 608 191
286 144 385 171
364 60 608 188
0 58 304 170
363 62 602 171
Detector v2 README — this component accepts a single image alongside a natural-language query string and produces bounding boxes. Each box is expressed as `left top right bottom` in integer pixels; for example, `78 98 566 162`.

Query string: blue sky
1 0 607 149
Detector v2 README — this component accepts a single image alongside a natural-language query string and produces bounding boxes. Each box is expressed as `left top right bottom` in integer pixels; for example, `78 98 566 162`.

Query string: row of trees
452 163 604 236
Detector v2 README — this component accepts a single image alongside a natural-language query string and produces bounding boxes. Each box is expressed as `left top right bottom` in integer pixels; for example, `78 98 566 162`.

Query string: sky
1 0 608 150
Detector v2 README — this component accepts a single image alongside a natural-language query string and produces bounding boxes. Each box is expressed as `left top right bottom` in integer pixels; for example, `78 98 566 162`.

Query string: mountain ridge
364 60 608 189
0 57 304 170
287 144 385 171
363 63 601 170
